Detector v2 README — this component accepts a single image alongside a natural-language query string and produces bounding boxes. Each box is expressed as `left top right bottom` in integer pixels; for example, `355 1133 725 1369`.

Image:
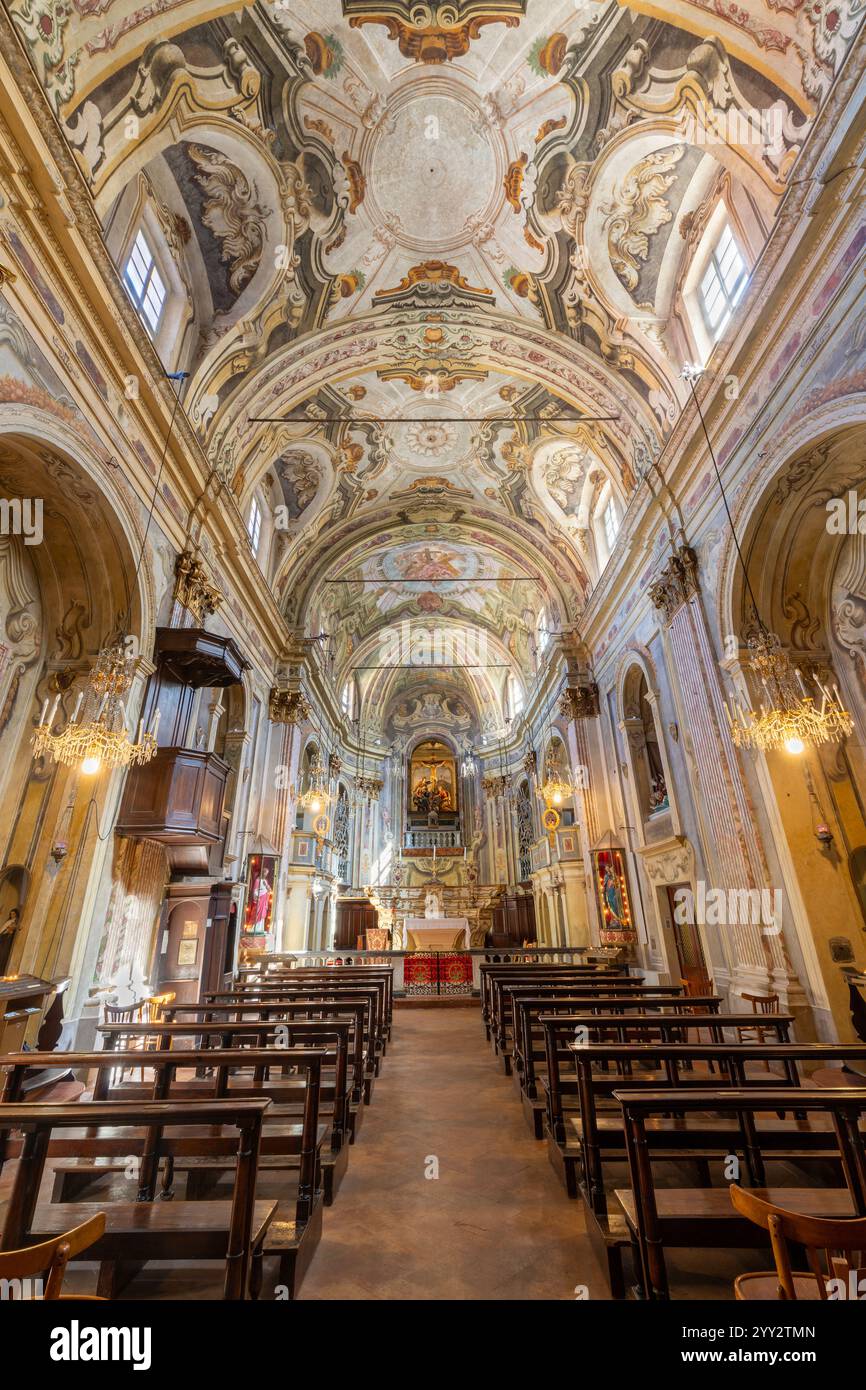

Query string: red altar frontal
403 951 473 996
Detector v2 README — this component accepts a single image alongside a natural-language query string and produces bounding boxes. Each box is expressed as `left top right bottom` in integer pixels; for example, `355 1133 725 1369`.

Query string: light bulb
553 792 563 805
784 737 805 755
81 754 102 775
310 798 322 813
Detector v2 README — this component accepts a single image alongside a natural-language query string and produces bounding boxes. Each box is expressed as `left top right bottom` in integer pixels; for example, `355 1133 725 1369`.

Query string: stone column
649 546 807 1015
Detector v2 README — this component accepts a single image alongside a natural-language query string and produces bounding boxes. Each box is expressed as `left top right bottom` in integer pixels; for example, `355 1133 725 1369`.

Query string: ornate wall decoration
339 151 366 213
602 146 685 298
276 452 320 520
649 545 701 623
268 688 311 724
173 549 222 622
303 31 345 78
559 683 599 720
10 0 79 113
187 143 269 295
344 1 526 64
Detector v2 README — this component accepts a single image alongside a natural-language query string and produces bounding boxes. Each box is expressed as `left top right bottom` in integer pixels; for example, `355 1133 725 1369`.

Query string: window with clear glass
508 674 524 719
603 497 619 550
247 496 262 553
700 223 747 341
537 608 550 654
123 228 167 335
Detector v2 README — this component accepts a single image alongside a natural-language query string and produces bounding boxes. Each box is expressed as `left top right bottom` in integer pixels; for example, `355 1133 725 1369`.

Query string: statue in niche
648 770 669 814
424 889 442 920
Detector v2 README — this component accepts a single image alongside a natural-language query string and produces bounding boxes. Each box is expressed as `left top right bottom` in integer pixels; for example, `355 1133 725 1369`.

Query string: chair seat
734 1270 825 1300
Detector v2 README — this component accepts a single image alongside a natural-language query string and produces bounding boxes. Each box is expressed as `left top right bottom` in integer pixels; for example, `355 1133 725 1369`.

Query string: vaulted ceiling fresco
12 0 863 718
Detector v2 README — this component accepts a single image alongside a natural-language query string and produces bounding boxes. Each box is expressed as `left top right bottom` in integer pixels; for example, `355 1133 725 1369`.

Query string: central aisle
299 1005 607 1301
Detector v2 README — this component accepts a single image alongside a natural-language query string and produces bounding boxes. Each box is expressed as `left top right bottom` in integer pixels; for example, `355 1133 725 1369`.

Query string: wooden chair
730 1183 866 1299
0 1212 106 1299
738 992 781 1068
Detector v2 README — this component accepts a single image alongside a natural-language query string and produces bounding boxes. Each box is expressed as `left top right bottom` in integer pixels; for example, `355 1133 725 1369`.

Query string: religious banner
242 853 278 952
591 845 637 947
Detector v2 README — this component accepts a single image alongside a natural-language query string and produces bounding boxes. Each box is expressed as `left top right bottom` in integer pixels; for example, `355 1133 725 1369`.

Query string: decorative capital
648 544 700 624
559 682 599 720
268 688 311 724
355 775 383 802
482 774 508 800
329 752 343 776
173 549 223 623
522 747 537 776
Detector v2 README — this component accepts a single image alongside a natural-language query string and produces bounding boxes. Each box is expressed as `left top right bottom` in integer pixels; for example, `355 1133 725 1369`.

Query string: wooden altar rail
240 947 630 996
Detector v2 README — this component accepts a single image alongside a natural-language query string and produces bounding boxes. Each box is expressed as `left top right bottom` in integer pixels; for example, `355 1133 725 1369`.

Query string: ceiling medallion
726 630 852 756
345 2 526 64
404 420 456 456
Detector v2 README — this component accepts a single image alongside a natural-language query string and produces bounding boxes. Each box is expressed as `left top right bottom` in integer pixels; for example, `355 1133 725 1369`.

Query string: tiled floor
298 1005 609 1300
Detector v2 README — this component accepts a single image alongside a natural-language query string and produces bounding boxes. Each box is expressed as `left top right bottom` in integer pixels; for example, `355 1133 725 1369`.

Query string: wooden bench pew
3 1046 328 1296
198 993 379 1104
0 1097 275 1299
479 964 630 1042
492 981 684 1074
487 974 658 1063
479 965 632 1042
275 966 395 1040
244 965 395 1040
204 987 382 1093
156 1003 365 1134
227 972 392 1059
613 1085 866 1300
99 1017 356 1169
567 1039 861 1297
513 994 723 1131
541 1015 794 1189
486 973 642 1061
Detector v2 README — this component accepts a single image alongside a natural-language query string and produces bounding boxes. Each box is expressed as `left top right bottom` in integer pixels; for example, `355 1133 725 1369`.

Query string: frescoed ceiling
9 0 863 720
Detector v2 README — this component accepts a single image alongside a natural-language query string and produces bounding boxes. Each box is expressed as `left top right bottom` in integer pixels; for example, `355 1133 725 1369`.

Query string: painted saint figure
250 868 272 934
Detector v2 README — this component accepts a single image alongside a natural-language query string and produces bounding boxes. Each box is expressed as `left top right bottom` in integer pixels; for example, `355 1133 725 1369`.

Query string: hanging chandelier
682 364 852 756
726 628 851 755
299 749 331 815
34 641 159 775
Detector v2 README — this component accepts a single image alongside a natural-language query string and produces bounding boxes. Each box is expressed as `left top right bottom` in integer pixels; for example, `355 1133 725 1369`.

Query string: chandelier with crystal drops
34 640 159 775
298 749 331 815
726 628 852 755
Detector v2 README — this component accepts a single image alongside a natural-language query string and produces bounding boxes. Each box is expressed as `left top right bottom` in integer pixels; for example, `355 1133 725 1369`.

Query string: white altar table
404 917 470 950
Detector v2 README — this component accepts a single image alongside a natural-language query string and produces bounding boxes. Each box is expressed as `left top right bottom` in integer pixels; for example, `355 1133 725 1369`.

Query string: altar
404 917 470 950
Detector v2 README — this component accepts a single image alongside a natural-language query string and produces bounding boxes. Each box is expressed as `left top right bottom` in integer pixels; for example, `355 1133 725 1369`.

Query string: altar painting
409 740 456 816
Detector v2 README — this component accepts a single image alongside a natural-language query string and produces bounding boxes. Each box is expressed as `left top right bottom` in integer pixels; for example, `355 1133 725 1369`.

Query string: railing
403 828 461 849
238 944 630 994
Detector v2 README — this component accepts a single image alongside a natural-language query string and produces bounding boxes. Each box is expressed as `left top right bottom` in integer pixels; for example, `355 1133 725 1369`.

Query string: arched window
341 680 354 719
